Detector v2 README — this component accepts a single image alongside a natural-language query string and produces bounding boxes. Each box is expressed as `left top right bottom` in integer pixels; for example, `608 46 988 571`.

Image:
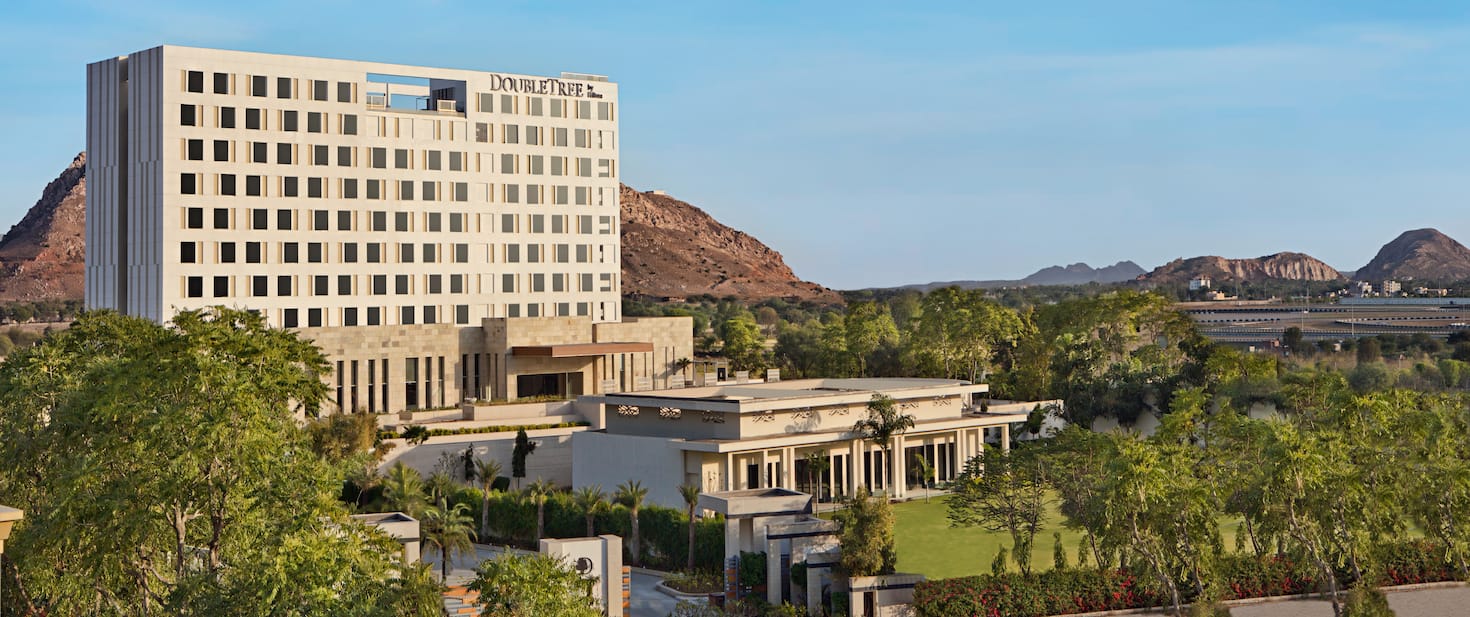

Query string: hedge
449 487 727 572
912 543 1459 617
376 421 588 441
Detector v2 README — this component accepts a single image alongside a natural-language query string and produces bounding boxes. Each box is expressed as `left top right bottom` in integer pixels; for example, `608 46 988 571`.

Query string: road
1229 586 1470 617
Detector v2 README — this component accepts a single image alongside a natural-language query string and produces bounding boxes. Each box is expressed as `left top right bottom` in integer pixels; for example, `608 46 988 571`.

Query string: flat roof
598 377 986 411
0 506 20 523
512 342 653 357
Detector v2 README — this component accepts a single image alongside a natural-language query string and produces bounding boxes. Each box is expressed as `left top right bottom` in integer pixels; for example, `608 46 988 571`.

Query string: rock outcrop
1354 228 1470 282
620 186 840 303
1141 252 1344 284
0 153 86 302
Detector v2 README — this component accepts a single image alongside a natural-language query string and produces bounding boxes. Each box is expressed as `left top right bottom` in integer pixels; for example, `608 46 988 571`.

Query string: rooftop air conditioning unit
436 100 457 112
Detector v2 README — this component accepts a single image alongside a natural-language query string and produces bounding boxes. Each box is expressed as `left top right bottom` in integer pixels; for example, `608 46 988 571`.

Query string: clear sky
4 1 1470 289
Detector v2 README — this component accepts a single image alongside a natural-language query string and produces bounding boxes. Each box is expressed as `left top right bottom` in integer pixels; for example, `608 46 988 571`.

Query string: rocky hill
1141 252 1344 284
0 153 86 302
1354 228 1470 282
899 260 1146 291
620 186 840 303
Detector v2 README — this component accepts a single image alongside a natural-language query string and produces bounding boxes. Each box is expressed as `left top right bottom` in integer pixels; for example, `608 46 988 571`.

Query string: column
767 535 783 606
892 434 905 499
760 450 770 488
725 452 735 491
1001 424 1011 453
782 447 796 490
849 439 863 498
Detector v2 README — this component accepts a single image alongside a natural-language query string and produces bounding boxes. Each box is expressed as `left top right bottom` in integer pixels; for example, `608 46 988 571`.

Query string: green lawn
891 497 1246 580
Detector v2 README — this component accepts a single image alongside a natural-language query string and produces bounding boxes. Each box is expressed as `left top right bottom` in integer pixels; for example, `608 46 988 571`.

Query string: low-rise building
572 377 1058 509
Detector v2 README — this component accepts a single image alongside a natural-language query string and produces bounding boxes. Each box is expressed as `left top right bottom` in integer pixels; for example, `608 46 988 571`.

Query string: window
449 213 464 232
186 71 204 93
427 150 441 170
282 243 300 263
220 242 236 263
219 107 236 129
251 276 268 297
504 184 519 203
402 306 416 326
283 176 299 197
399 244 414 263
312 79 329 101
314 276 329 296
553 127 568 147
308 177 323 198
186 207 204 229
251 142 266 163
277 143 293 164
337 210 352 231
282 309 298 328
501 214 516 233
250 75 267 97
526 185 541 204
276 77 292 99
370 147 387 168
450 274 465 293
371 275 387 295
246 175 262 196
423 306 437 324
337 145 352 167
526 126 541 146
187 139 204 161
313 145 328 166
186 276 204 297
313 210 329 231
212 208 229 229
422 244 436 262
220 174 237 196
342 178 358 199
214 140 229 162
427 212 442 232
395 275 410 295
337 81 353 103
453 182 468 202
449 151 464 171
277 275 293 296
308 242 323 263
507 304 520 317
251 209 269 230
371 211 387 232
395 212 410 232
308 112 323 133
504 124 519 144
505 244 520 263
394 148 410 169
338 275 353 295
553 273 566 292
343 307 358 327
475 122 488 143
453 243 469 263
246 242 263 264
342 114 358 135
530 215 544 234
213 276 229 298
500 94 515 113
456 305 469 325
367 307 381 326
308 308 323 328
502 274 516 293
528 155 544 175
532 274 545 292
500 153 516 174
181 104 197 127
246 108 262 129
422 181 436 201
180 242 197 263
367 179 382 200
342 242 358 263
282 111 298 132
428 275 442 294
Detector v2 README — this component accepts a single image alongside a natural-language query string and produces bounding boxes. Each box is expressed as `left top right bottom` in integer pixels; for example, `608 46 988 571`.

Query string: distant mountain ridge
1140 252 1344 284
1354 228 1470 282
0 153 85 302
898 261 1146 292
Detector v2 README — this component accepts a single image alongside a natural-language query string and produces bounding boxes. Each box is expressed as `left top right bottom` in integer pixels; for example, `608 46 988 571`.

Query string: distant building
1415 286 1450 297
1205 290 1237 301
1355 281 1374 296
1189 277 1212 291
1382 280 1402 295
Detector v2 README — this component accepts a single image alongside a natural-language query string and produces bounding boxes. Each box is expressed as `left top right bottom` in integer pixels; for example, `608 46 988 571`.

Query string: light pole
0 506 22 610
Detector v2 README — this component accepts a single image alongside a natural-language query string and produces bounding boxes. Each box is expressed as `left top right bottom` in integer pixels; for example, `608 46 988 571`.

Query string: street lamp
0 505 21 609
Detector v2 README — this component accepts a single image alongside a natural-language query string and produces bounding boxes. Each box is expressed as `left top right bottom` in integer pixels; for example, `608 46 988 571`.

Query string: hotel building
85 46 690 412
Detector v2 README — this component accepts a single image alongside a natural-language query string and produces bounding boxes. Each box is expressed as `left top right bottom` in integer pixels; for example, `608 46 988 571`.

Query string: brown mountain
1354 228 1470 282
0 153 86 302
620 185 840 303
1141 252 1344 284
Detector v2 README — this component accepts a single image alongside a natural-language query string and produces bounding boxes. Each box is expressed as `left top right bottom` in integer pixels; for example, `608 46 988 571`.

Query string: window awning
510 342 654 357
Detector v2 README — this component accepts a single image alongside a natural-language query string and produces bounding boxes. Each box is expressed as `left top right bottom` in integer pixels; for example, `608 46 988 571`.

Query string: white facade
86 45 622 326
86 46 693 414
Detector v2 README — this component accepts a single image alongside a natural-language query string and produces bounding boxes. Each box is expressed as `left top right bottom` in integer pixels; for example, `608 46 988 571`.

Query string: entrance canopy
510 342 653 357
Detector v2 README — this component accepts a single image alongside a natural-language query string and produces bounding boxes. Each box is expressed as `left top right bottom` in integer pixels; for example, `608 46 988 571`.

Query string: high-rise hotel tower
86 46 691 413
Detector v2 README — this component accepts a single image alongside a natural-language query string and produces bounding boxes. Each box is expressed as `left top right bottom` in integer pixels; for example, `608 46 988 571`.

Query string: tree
512 428 537 490
852 394 915 494
468 553 601 617
383 461 428 517
721 316 768 373
835 487 897 576
947 446 1048 575
1357 337 1382 365
803 451 831 501
473 458 503 539
914 454 936 502
844 301 900 377
1283 326 1305 354
0 309 439 616
422 498 478 582
616 480 649 567
679 483 702 571
573 485 607 537
525 479 556 543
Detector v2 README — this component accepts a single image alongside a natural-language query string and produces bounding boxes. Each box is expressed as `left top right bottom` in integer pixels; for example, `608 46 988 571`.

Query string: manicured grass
892 496 1245 580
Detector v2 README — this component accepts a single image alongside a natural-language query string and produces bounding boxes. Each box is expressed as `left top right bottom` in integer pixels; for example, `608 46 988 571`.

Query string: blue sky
4 1 1470 289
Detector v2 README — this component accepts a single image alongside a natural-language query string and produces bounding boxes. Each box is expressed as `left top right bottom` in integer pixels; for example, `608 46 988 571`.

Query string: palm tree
525 479 556 543
679 483 702 572
803 451 831 502
422 497 477 583
426 470 457 506
573 485 607 537
852 393 915 495
473 458 503 538
383 461 427 517
616 480 649 567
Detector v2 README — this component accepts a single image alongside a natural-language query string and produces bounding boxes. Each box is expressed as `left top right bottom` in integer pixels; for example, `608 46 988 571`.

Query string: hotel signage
487 74 604 98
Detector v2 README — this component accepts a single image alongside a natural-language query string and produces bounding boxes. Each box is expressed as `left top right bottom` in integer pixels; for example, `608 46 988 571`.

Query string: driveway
421 544 687 616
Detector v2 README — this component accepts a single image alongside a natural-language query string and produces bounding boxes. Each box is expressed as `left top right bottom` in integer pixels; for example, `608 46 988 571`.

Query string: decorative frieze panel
615 405 639 417
752 410 776 423
701 411 725 424
659 407 683 419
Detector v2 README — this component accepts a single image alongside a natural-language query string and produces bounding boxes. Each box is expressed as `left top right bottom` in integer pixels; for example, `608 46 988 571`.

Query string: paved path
1228 586 1470 617
421 543 684 616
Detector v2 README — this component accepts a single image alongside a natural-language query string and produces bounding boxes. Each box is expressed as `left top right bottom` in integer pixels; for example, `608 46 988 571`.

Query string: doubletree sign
488 74 605 98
